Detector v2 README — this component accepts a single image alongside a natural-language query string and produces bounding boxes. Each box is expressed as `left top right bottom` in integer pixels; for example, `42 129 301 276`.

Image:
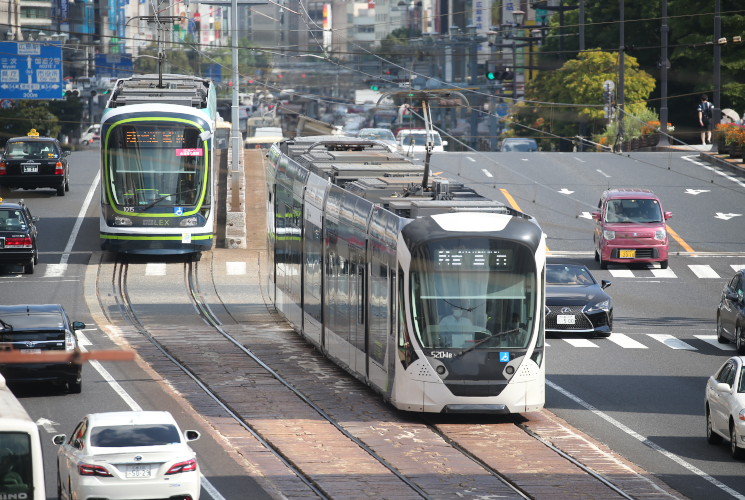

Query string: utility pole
659 0 670 146
617 0 625 152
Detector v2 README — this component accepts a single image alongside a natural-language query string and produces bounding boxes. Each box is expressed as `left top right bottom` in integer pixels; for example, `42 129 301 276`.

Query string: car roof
602 188 658 199
7 137 58 143
0 198 28 210
86 411 179 427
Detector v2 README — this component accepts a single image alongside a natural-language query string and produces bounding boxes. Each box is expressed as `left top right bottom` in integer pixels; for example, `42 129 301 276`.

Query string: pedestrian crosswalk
606 263 745 280
548 333 736 352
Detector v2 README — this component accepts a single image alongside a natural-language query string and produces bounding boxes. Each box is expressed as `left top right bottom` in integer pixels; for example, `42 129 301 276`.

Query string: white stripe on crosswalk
695 335 736 351
607 333 648 348
647 334 697 350
651 268 677 278
145 263 167 276
731 264 745 273
688 265 720 279
44 264 67 278
609 269 635 278
226 261 246 275
562 338 599 348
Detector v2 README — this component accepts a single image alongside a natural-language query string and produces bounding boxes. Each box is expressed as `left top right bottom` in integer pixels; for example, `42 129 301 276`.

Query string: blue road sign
0 41 63 100
95 53 134 79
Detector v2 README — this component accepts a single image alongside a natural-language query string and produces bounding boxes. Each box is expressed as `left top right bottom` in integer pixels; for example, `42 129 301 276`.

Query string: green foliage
0 102 61 145
594 107 660 147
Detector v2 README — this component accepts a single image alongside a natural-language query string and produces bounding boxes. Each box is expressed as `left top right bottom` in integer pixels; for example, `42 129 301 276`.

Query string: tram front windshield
106 123 205 209
410 239 536 350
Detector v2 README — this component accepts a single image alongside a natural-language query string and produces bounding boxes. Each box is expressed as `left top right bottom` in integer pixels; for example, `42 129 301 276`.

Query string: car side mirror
52 434 66 445
184 430 200 441
601 280 611 289
32 216 40 223
726 292 740 302
72 321 86 330
715 382 732 392
664 211 673 220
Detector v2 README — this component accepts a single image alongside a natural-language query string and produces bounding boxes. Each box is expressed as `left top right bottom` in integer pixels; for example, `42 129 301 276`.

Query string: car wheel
82 140 89 146
599 252 608 270
717 315 729 343
660 260 668 269
707 408 722 444
57 184 65 196
594 249 599 262
67 379 82 394
65 179 70 192
731 422 745 459
24 259 34 274
737 326 745 355
57 471 62 499
33 251 38 265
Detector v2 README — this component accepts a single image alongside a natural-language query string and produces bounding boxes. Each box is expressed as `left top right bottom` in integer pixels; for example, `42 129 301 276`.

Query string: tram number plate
23 165 38 173
125 465 151 478
619 249 636 258
557 315 576 325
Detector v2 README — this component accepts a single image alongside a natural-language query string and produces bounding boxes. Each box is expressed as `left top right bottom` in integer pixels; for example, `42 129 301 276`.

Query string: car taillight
165 458 197 475
78 463 113 477
55 161 64 175
65 331 76 351
5 237 32 248
0 161 6 174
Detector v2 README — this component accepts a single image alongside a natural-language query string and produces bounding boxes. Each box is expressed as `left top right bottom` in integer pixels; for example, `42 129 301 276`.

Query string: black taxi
0 198 39 274
0 129 70 196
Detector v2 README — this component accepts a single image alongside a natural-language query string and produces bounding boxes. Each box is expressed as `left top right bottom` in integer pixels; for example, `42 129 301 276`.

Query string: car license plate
557 315 576 325
619 249 636 258
126 464 151 478
20 349 41 353
23 165 38 173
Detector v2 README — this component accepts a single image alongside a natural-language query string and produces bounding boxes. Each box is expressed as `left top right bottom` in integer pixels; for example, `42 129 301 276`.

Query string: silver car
705 356 745 458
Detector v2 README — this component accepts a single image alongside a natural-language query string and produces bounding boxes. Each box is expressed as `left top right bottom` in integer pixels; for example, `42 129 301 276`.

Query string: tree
0 102 61 145
512 50 656 150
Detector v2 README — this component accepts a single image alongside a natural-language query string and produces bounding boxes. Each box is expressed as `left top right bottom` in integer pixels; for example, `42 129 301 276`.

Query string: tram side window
0 433 32 495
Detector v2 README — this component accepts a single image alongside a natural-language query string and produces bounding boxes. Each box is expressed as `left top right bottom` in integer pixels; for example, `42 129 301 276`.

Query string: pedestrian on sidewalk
698 94 713 145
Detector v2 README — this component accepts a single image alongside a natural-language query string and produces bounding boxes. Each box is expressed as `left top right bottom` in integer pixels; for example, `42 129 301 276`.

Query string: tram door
350 245 367 374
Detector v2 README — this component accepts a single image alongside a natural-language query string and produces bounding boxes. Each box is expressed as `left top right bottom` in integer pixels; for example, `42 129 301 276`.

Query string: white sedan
705 356 745 458
53 411 201 500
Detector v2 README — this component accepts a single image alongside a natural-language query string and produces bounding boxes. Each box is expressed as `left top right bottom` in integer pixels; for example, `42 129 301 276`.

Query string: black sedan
717 269 745 353
0 130 70 196
545 262 613 337
0 198 39 274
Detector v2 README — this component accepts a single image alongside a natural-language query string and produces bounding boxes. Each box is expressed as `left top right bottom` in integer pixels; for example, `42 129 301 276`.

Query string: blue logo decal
500 352 510 362
174 207 184 216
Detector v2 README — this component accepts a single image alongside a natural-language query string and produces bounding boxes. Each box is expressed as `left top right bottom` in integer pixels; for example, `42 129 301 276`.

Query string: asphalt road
2 147 744 499
427 149 745 499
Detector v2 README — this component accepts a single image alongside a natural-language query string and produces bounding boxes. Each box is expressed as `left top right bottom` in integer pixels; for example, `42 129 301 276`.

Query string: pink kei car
591 188 673 270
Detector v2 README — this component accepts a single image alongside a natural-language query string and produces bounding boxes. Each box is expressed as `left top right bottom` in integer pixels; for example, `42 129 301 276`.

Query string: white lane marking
685 189 710 195
651 268 677 278
715 212 742 221
596 169 611 178
521 158 529 161
466 156 476 162
562 338 598 348
647 334 697 350
579 211 593 219
558 188 574 195
681 154 745 189
547 379 745 500
695 335 736 351
61 170 100 266
36 417 59 434
44 263 67 278
77 330 92 346
226 262 246 275
574 156 585 163
609 269 635 278
732 264 745 272
689 265 720 279
145 263 167 276
83 339 224 499
481 168 493 178
607 333 647 349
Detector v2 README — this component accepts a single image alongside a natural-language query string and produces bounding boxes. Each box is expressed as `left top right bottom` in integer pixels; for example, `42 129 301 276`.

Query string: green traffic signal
370 84 380 91
486 71 497 80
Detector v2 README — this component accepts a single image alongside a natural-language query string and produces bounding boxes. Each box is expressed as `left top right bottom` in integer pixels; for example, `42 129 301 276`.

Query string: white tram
266 137 546 413
99 74 217 254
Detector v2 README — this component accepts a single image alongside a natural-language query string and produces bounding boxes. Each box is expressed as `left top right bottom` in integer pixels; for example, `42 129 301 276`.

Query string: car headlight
603 230 616 240
654 228 666 241
179 216 199 227
584 300 610 314
113 216 133 226
739 409 745 422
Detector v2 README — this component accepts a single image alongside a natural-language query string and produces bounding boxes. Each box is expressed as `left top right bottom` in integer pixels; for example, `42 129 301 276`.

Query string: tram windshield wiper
454 328 519 357
139 188 198 211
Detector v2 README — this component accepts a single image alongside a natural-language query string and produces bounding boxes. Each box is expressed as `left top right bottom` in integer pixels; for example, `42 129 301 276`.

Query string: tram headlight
179 216 199 227
113 216 133 226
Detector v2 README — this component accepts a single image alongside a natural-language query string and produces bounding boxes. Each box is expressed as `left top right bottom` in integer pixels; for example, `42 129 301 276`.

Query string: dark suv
0 304 84 393
0 198 39 274
0 130 71 196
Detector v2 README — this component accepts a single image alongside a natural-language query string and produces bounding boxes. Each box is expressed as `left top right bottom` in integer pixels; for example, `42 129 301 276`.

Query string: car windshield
402 133 442 146
6 141 59 158
0 432 33 496
503 140 537 152
605 198 662 223
90 424 181 447
546 264 595 285
0 209 27 230
360 130 394 141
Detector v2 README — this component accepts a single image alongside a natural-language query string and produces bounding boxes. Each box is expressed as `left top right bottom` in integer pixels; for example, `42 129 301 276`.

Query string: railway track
90 249 686 500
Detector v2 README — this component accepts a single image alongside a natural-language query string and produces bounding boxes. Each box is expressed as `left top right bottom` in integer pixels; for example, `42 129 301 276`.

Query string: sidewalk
654 142 745 176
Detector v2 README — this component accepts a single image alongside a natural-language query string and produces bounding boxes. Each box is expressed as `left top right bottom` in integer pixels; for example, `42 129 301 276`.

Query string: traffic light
486 68 497 81
65 89 80 98
370 82 380 91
